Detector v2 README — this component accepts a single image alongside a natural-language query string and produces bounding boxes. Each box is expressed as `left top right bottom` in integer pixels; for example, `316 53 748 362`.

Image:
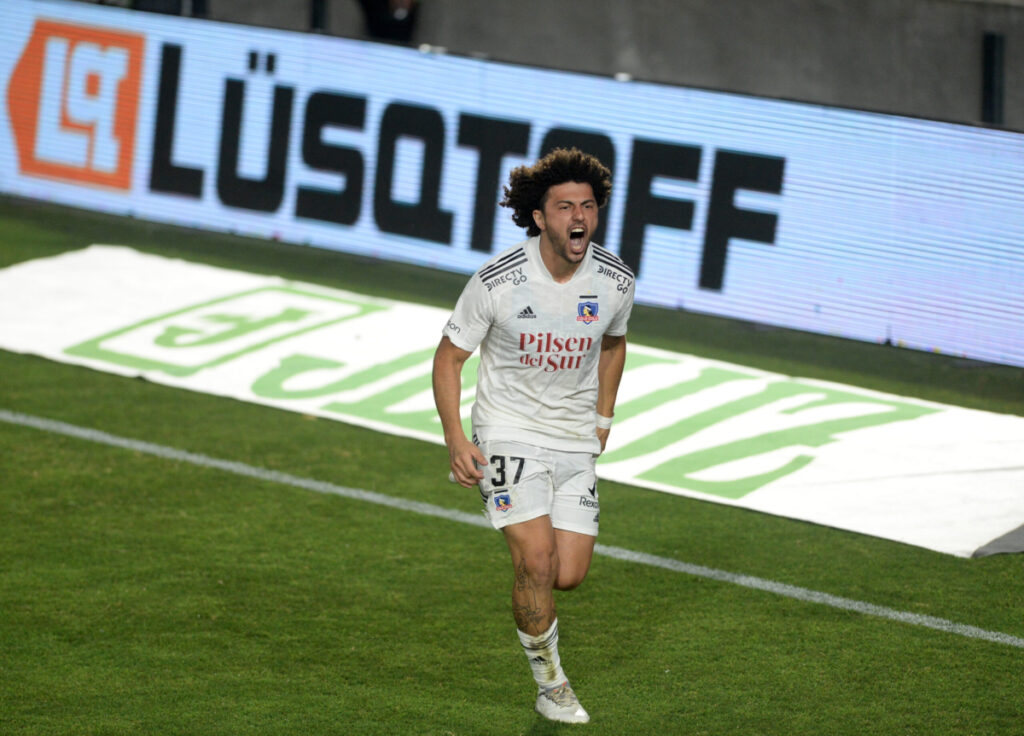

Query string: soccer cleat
535 681 590 724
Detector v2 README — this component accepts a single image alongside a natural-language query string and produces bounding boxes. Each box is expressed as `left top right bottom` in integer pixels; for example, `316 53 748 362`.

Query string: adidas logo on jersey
517 306 537 319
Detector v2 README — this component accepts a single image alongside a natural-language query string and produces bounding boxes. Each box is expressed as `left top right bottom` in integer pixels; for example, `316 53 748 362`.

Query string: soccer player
432 148 635 724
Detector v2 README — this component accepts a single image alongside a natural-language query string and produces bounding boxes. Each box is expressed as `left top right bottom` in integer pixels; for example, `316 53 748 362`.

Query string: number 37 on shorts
480 453 529 521
487 455 525 489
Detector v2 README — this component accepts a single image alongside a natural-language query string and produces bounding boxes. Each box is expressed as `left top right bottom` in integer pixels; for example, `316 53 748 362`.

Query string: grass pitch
1 196 1023 735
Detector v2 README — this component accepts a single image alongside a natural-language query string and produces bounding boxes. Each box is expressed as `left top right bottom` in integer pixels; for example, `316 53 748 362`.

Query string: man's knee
554 564 589 591
551 529 595 591
517 545 559 588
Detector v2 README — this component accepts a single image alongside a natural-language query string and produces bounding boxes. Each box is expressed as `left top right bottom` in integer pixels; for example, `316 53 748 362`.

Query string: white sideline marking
3 408 1023 650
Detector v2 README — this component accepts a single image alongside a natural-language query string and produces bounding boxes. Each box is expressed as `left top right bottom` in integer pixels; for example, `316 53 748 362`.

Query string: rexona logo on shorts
6 19 145 190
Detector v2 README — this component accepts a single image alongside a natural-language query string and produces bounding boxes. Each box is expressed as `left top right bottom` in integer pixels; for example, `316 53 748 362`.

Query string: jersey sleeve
442 274 493 352
605 280 635 337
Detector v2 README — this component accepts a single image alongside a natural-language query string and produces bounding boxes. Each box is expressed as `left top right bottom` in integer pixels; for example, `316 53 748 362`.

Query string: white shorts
477 439 599 537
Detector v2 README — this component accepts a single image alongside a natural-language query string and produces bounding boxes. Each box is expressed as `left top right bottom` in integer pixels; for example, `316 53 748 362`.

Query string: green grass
2 196 1023 735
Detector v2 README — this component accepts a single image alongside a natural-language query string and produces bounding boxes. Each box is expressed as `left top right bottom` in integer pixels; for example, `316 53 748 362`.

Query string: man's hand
448 435 488 488
596 426 610 454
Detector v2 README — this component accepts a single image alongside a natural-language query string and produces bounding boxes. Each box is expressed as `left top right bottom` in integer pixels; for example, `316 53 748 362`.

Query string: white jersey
443 236 635 454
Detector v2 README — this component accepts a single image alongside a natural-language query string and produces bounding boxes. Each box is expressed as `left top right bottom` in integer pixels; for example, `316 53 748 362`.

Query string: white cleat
535 681 590 724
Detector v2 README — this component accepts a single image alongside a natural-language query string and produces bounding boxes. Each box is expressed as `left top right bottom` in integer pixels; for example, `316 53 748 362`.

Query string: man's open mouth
569 227 586 244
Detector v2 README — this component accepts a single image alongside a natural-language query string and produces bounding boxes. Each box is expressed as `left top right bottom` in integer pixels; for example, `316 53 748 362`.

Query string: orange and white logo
6 19 145 190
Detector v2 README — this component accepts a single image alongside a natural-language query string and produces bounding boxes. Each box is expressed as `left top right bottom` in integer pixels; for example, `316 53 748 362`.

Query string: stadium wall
70 0 1024 131
3 0 1023 367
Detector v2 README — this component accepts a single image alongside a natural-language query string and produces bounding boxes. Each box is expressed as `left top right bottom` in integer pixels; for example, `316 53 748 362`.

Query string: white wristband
596 413 613 430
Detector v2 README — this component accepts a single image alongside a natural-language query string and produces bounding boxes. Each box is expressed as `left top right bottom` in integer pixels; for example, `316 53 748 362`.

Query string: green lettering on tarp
154 308 312 348
319 353 479 437
611 365 753 425
629 381 938 499
252 349 437 400
65 286 385 377
254 343 935 498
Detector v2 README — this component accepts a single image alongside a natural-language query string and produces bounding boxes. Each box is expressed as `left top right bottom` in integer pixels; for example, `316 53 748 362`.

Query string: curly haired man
432 148 635 724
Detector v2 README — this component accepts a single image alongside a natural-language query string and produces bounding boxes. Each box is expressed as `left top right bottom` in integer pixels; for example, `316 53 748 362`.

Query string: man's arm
595 333 627 453
432 335 487 487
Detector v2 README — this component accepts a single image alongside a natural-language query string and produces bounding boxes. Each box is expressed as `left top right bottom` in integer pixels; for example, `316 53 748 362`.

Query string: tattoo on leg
515 558 530 591
512 559 549 633
513 602 545 632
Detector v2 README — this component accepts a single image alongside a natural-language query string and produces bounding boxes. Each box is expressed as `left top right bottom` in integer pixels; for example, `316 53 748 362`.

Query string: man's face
532 181 599 268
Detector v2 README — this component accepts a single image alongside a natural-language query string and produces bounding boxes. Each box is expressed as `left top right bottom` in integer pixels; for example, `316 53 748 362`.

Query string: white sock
517 618 567 691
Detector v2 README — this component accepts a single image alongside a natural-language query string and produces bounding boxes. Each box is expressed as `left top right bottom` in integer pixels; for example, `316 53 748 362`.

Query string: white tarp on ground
2 245 1022 557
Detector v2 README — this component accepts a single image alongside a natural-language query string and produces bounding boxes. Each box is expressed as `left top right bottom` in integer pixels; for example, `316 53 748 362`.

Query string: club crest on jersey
494 494 512 512
577 298 600 324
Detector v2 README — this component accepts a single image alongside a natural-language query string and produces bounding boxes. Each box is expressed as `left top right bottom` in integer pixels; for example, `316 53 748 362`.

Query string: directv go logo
7 20 144 190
